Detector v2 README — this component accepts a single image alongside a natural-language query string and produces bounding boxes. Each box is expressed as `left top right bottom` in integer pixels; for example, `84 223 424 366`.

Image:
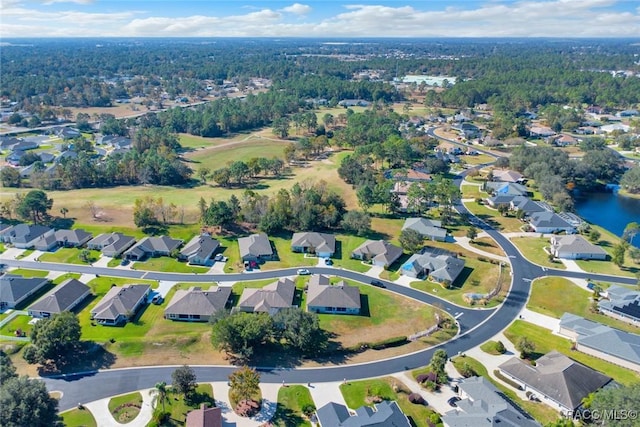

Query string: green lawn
450 355 559 425
340 377 440 427
39 248 102 265
60 407 97 427
509 236 566 269
574 225 640 277
460 182 486 199
16 249 34 260
0 314 32 337
271 385 314 427
463 201 525 232
132 256 209 274
8 268 49 277
157 383 215 426
108 392 142 424
480 340 506 355
330 234 373 273
51 273 82 284
504 320 640 386
527 277 640 334
468 237 506 257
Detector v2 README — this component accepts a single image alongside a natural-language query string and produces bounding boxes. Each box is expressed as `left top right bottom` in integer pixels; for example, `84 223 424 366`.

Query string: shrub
416 372 437 384
493 370 523 390
408 393 426 405
371 336 408 350
460 363 476 378
495 341 506 354
424 380 438 391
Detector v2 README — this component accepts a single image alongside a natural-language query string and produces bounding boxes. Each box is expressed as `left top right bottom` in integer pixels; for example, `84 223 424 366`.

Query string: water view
574 192 640 247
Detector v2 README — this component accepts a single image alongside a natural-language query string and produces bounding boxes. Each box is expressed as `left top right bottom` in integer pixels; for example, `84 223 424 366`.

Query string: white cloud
41 0 94 5
281 3 312 15
1 1 638 38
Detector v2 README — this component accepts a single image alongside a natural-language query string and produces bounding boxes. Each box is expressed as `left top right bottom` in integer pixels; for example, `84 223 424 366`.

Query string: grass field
340 377 440 427
468 237 506 257
60 407 97 427
462 201 525 232
509 236 566 269
108 392 142 424
0 314 32 337
271 385 314 427
39 248 102 265
527 277 640 334
7 268 49 278
504 320 640 386
132 257 209 274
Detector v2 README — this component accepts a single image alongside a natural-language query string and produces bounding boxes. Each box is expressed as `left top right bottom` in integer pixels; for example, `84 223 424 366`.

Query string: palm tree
149 381 169 413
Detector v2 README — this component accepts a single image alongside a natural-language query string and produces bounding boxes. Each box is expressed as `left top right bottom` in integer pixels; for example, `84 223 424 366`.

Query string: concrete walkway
307 381 347 410
212 381 280 426
83 387 154 427
363 265 384 278
0 247 25 260
23 250 44 261
93 256 113 268
453 234 509 263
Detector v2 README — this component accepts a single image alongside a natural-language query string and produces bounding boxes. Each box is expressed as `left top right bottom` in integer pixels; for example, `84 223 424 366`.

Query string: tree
79 249 91 264
0 376 60 427
620 166 640 194
59 207 69 218
399 229 424 253
356 185 375 212
211 168 231 187
23 311 81 369
272 117 290 139
516 336 535 359
272 308 326 354
341 210 371 236
612 241 628 267
0 350 17 384
197 167 210 184
466 226 478 242
211 312 273 360
149 381 170 413
589 383 640 427
16 190 53 224
133 206 158 229
171 365 197 399
623 222 640 244
429 349 448 384
228 366 261 405
0 167 21 187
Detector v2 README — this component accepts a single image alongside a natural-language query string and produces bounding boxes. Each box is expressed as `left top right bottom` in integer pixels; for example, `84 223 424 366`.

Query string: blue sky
1 0 639 37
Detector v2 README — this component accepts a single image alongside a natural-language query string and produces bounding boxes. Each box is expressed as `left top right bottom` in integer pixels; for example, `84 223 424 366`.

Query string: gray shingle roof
291 232 336 254
402 247 465 283
28 278 90 315
317 400 410 427
529 211 573 229
0 275 49 306
498 351 611 410
91 284 150 321
164 286 231 318
238 233 273 259
351 240 403 266
551 235 607 257
237 278 295 313
2 224 52 244
124 236 183 257
88 232 136 253
55 229 93 246
307 277 361 311
180 235 220 262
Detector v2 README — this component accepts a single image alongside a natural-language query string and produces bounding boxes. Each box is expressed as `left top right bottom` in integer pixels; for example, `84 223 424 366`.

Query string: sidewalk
453 235 508 263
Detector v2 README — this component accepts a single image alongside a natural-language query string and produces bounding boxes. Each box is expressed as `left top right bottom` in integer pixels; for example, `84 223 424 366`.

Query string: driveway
0 248 24 260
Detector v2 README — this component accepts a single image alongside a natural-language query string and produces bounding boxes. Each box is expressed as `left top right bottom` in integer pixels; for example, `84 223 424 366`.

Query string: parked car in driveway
151 295 163 305
324 258 333 265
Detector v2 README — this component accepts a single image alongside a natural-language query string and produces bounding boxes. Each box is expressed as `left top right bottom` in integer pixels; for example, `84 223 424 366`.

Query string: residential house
10 140 39 152
6 150 25 166
442 376 540 427
550 235 607 260
87 233 136 258
238 233 274 262
391 169 433 182
124 236 183 261
510 196 547 217
498 351 612 414
484 182 529 197
338 99 370 107
552 134 578 146
401 247 465 285
0 136 21 150
164 286 231 322
529 126 555 137
307 275 361 315
617 109 639 118
528 211 576 234
452 122 481 139
90 284 150 325
55 229 93 248
559 313 640 373
486 194 517 208
0 224 54 249
179 235 220 266
237 278 295 315
598 286 640 325
33 232 58 251
56 127 81 140
351 240 403 268
28 278 91 318
185 404 222 427
402 217 447 242
601 123 630 134
491 169 524 183
0 275 50 310
291 232 336 258
316 400 410 427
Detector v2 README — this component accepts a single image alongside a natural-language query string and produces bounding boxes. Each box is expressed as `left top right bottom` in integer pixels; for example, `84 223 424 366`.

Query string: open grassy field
271 385 314 427
468 237 506 257
340 377 440 427
60 407 97 427
509 236 566 269
463 200 525 232
504 320 640 386
39 248 102 265
132 256 209 274
527 277 640 334
460 182 486 199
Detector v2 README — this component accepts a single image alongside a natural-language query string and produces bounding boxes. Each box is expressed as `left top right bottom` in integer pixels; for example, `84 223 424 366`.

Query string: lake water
574 191 640 246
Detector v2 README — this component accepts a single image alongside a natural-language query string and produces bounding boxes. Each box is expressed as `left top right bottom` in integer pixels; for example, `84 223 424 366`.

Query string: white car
297 268 310 275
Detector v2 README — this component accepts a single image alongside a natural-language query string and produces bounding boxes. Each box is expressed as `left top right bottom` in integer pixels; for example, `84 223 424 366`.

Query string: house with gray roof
238 233 274 262
33 232 58 251
55 229 93 248
559 313 640 373
550 235 607 260
442 376 539 427
0 223 54 249
124 236 183 261
598 285 640 325
402 217 447 242
237 278 295 315
528 211 576 234
307 275 361 315
316 400 410 427
291 232 336 258
498 351 612 414
87 232 136 258
510 196 547 216
0 275 50 310
179 235 220 266
484 182 529 197
401 247 465 285
351 240 403 268
491 169 524 183
164 286 231 322
91 284 150 326
28 278 91 318
486 194 517 208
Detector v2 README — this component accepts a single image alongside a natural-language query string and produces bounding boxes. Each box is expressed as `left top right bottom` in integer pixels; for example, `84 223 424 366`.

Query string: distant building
291 232 336 258
550 235 607 260
401 247 465 285
87 232 136 258
179 235 220 266
402 217 447 242
528 211 576 234
351 240 403 268
316 400 410 427
598 286 640 325
124 236 183 261
0 224 54 249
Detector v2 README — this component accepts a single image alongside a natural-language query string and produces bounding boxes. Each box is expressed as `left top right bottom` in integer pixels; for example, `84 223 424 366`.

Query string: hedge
493 370 523 391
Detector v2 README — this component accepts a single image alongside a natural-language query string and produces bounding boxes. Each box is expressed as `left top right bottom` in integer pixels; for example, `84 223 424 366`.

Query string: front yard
462 200 525 232
39 247 102 265
271 385 314 427
509 236 566 270
132 256 209 274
